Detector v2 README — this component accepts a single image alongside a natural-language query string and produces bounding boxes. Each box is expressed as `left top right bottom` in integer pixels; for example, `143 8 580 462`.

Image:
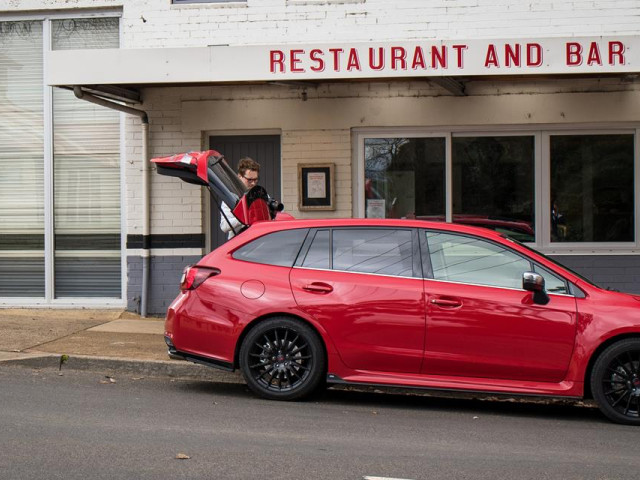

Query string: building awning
47 35 640 102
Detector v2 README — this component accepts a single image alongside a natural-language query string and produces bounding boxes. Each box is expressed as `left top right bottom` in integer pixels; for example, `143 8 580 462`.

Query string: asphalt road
0 365 637 480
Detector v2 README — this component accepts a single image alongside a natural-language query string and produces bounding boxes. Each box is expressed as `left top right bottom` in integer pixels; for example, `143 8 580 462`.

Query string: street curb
1 353 244 383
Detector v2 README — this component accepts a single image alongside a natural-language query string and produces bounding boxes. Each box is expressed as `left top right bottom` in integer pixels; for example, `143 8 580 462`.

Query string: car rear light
180 265 220 292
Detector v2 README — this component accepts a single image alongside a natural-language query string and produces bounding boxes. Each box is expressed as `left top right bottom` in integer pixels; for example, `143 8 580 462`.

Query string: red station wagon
153 150 640 425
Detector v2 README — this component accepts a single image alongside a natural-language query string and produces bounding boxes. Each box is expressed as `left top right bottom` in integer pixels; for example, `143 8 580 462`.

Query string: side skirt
326 373 583 399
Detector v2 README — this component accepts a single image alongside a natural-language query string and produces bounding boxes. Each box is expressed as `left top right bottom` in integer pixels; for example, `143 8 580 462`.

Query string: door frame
204 129 282 252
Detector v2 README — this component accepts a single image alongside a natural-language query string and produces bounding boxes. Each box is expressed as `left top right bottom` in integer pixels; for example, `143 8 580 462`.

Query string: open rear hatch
151 150 284 237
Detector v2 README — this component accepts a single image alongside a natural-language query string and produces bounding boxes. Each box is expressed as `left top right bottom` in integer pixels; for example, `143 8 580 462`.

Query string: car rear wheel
591 338 640 425
239 317 326 401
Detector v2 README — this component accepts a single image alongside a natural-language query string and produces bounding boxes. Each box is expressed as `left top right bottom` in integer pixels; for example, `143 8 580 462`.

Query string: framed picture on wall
298 163 335 211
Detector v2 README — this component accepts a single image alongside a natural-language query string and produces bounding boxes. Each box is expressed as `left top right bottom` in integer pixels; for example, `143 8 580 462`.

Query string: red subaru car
154 151 640 425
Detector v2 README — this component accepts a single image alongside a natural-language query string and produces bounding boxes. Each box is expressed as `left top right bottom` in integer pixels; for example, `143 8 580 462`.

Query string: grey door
209 135 281 250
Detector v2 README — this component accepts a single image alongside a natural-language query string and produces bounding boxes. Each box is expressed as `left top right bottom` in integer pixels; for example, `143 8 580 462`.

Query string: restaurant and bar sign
47 36 640 86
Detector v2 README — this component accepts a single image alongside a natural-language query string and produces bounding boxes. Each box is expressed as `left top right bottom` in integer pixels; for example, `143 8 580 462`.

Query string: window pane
426 231 531 289
52 18 121 297
533 264 568 295
452 136 535 242
0 21 45 296
301 230 330 269
233 230 308 267
364 138 445 219
550 134 634 243
333 229 413 276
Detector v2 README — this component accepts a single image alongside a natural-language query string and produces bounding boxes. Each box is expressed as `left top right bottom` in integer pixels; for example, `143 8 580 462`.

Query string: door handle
302 283 333 294
430 298 462 308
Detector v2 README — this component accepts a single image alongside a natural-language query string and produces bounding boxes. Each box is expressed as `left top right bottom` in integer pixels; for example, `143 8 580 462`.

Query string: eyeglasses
242 175 259 184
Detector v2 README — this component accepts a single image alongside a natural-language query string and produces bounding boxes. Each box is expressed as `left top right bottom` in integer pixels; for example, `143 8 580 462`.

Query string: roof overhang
47 36 640 99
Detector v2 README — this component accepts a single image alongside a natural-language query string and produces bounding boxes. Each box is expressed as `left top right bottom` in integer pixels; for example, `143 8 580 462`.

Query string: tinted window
233 229 308 267
426 231 531 289
333 229 413 276
301 230 330 269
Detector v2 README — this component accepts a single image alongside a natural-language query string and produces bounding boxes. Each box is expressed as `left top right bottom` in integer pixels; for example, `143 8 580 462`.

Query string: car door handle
431 298 462 308
302 283 333 294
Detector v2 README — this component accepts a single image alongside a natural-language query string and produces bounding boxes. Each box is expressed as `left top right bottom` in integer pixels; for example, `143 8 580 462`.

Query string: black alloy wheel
239 317 326 401
591 338 640 425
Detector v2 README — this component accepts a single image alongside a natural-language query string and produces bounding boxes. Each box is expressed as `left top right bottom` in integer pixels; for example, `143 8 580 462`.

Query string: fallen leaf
176 453 190 460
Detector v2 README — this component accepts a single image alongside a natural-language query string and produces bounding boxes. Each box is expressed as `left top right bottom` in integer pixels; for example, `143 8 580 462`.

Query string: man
219 157 260 239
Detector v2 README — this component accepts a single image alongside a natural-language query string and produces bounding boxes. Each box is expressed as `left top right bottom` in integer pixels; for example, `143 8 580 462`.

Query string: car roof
246 217 508 241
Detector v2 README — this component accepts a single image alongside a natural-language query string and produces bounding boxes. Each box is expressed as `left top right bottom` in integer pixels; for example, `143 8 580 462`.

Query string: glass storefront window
452 136 535 243
52 18 121 297
364 137 445 219
0 21 45 296
550 134 634 243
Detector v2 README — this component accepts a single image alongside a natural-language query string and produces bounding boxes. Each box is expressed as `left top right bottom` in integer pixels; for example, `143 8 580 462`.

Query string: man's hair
237 157 260 176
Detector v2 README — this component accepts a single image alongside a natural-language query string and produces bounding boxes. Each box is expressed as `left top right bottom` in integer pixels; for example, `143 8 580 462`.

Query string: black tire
591 338 640 425
239 317 326 401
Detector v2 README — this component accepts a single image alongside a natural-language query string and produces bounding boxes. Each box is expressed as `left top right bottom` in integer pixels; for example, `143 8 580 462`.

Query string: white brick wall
3 1 640 49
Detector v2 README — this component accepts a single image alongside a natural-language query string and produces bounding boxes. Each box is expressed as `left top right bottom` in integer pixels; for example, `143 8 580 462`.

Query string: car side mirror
523 271 549 305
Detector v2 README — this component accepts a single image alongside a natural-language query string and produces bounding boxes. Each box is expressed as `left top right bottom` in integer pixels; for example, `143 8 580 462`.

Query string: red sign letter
609 41 625 65
270 50 285 73
526 43 543 67
369 47 385 71
347 48 361 71
566 42 583 66
485 44 499 68
586 42 602 66
453 44 468 68
290 49 305 73
310 49 325 72
391 47 407 70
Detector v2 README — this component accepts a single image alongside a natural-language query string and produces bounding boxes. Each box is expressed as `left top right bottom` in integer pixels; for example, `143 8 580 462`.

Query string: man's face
238 169 259 189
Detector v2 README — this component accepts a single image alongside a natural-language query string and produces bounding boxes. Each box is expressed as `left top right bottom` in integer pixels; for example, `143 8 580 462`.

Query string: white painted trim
0 299 126 308
126 248 204 257
120 110 127 302
0 10 122 21
43 19 54 302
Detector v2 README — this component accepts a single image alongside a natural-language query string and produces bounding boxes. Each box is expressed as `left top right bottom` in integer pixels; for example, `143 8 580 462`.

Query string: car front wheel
591 338 640 425
239 317 326 401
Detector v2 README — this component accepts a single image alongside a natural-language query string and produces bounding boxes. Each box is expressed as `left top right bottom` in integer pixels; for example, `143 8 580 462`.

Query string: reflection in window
550 134 634 243
533 264 568 295
234 229 308 267
333 229 413 277
301 230 330 269
426 231 531 289
452 136 535 242
364 138 445 219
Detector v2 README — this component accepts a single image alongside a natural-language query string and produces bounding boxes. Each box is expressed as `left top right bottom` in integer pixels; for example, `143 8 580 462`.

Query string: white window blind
51 18 121 297
0 21 45 297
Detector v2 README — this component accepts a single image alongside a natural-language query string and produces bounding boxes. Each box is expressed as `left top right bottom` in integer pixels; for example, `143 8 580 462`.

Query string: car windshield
504 236 599 288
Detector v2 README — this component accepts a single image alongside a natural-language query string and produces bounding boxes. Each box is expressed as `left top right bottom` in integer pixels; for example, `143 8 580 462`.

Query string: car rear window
233 229 308 267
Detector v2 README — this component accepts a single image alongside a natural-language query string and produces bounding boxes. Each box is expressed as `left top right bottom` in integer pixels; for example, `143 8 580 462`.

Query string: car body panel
422 280 577 382
290 267 426 373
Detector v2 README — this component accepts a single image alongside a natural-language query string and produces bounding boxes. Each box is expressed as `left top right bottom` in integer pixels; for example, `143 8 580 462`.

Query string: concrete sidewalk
0 308 242 383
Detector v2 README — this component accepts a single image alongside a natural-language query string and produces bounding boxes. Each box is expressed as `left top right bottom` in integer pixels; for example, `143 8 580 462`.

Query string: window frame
0 11 124 306
294 227 422 279
355 125 640 255
421 228 573 296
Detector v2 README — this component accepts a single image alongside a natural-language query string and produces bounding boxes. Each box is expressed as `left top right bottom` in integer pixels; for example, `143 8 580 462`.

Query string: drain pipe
73 87 151 317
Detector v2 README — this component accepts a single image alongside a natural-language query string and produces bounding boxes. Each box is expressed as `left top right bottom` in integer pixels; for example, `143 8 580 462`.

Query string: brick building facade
1 1 640 313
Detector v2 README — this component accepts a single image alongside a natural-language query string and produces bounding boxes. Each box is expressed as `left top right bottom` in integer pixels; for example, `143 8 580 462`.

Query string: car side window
301 229 330 269
233 229 308 267
333 228 413 277
533 264 569 294
426 231 531 289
